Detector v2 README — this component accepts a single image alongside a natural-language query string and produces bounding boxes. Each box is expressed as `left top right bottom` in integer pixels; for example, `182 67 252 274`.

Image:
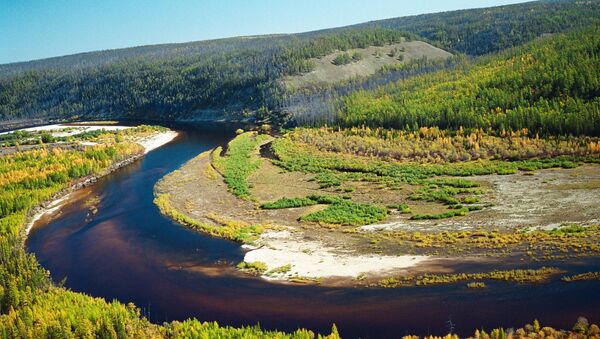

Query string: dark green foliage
306 194 344 204
426 178 480 188
547 224 588 235
283 28 407 74
409 186 465 205
259 194 344 210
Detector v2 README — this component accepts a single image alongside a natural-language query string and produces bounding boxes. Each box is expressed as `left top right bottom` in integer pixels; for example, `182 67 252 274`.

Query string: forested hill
339 26 600 136
1 0 599 128
348 0 600 55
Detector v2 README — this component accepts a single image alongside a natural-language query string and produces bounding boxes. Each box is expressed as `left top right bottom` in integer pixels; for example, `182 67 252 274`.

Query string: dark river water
27 124 599 338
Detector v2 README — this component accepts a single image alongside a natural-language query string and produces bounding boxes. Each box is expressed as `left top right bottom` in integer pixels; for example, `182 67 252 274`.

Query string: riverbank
154 129 600 286
21 126 179 237
23 125 600 337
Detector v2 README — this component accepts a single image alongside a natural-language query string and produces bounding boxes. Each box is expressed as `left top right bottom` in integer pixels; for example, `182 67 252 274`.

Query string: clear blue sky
1 0 530 64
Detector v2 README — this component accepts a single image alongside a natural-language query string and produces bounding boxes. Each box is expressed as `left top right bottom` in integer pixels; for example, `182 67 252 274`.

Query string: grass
364 224 600 259
260 194 344 210
154 193 263 243
377 267 561 288
261 193 387 226
387 203 411 213
270 130 600 222
410 207 469 220
272 133 600 185
266 264 292 276
236 261 268 275
547 224 588 235
561 272 600 282
212 132 271 199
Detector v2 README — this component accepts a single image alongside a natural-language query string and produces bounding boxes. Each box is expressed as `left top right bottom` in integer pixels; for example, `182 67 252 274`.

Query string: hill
283 40 452 89
0 0 599 129
339 26 600 135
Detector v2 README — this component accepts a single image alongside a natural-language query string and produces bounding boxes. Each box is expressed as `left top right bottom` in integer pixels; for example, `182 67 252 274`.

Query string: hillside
283 40 452 88
1 0 599 128
339 27 600 135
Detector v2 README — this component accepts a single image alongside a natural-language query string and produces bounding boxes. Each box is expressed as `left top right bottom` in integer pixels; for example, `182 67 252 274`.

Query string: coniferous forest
0 0 599 130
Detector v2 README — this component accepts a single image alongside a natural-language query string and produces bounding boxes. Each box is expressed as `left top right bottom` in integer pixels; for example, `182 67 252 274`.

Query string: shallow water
27 124 600 338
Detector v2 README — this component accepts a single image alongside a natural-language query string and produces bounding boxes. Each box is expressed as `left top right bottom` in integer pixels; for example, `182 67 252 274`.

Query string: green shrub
332 53 352 65
299 200 387 226
260 197 317 209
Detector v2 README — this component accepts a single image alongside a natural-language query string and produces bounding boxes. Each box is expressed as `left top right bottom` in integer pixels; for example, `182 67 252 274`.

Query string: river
26 124 600 338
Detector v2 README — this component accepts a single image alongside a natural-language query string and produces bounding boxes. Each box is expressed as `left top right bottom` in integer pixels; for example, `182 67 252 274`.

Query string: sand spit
243 230 429 281
138 130 178 154
0 123 130 137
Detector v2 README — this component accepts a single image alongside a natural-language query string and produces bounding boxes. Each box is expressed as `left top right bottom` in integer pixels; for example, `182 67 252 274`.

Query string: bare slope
284 41 451 88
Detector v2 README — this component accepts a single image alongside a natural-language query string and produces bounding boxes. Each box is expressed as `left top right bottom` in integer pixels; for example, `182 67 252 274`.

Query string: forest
338 27 600 136
1 0 599 126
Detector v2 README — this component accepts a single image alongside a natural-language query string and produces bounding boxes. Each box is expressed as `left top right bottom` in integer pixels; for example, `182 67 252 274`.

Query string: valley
1 1 599 338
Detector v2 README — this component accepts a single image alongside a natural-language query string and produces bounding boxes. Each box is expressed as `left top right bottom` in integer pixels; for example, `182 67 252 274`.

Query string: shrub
236 261 268 275
260 197 317 209
332 53 352 65
299 200 387 226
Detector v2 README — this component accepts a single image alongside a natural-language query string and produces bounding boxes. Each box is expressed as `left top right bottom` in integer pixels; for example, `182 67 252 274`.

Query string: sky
1 0 530 64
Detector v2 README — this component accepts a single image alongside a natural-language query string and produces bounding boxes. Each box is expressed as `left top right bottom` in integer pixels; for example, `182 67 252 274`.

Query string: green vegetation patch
260 197 317 209
212 132 271 199
299 200 387 226
270 129 599 221
547 224 588 235
387 203 411 214
260 193 385 226
236 261 268 275
266 264 292 276
260 194 343 210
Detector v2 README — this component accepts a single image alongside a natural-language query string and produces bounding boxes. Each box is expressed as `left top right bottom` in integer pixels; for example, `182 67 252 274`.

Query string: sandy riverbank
138 130 178 154
24 128 179 236
0 123 131 136
243 230 429 281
